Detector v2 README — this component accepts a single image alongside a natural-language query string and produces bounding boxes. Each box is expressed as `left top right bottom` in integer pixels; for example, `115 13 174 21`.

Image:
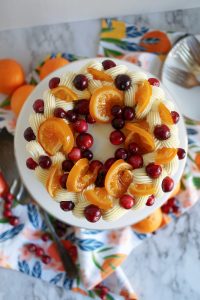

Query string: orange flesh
87 67 113 82
128 183 155 196
135 80 152 115
46 165 62 197
158 102 174 125
84 187 113 210
155 148 177 164
51 86 78 101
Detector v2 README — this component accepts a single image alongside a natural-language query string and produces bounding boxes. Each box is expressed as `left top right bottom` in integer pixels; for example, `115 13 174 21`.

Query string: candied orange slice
84 187 113 210
66 158 99 192
51 86 78 101
128 183 155 196
38 118 74 156
125 120 149 132
135 80 152 115
155 148 177 164
89 86 124 123
124 124 155 154
46 164 62 197
158 102 173 125
105 159 133 198
87 67 113 82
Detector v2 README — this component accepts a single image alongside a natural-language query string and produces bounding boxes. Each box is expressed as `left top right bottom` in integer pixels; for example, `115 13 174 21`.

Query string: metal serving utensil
166 66 200 88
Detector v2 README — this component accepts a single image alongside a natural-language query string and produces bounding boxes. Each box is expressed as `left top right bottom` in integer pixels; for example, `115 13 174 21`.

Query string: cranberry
148 78 160 87
146 163 162 179
3 209 12 218
161 204 171 214
33 99 44 114
60 201 75 211
59 174 68 189
110 130 125 145
123 106 135 121
85 114 96 124
26 158 38 170
82 149 93 160
84 204 101 223
146 195 155 206
27 243 37 253
128 142 139 155
9 216 19 226
177 148 186 160
172 205 180 214
54 107 66 118
104 158 116 171
62 160 74 172
36 247 44 257
154 124 171 140
167 197 176 206
162 176 174 192
6 193 14 201
111 117 125 130
89 160 103 172
171 111 180 124
73 119 88 133
73 74 88 91
42 255 51 264
128 154 143 169
102 59 116 70
41 233 50 242
74 100 89 115
111 105 123 117
39 156 52 169
56 227 66 238
76 133 93 150
115 148 128 160
119 195 135 209
24 127 36 141
95 167 107 187
49 77 60 89
4 202 12 210
66 110 78 123
115 74 131 91
68 147 82 161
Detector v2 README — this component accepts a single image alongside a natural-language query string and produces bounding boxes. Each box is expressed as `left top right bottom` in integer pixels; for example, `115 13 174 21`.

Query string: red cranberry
162 176 174 192
111 117 125 130
128 154 143 169
102 59 116 70
172 205 180 214
36 247 44 257
9 216 19 226
115 74 131 91
95 167 107 187
76 133 93 150
115 148 128 160
171 111 180 124
84 204 101 223
62 160 74 172
68 147 82 161
41 233 50 242
167 197 176 206
73 119 88 133
26 158 38 170
39 156 52 169
148 78 160 87
85 114 96 124
24 127 36 141
177 148 186 160
42 255 51 264
3 209 12 218
128 142 139 155
33 99 44 114
73 74 88 91
49 77 60 89
82 149 93 160
110 130 125 145
146 163 162 179
74 100 89 115
119 195 135 209
59 174 68 189
54 108 66 118
123 106 135 121
161 203 171 214
7 193 14 201
89 160 103 172
60 201 75 211
154 124 171 140
66 110 78 123
104 158 116 171
111 105 123 117
4 202 12 210
27 243 37 253
146 195 155 206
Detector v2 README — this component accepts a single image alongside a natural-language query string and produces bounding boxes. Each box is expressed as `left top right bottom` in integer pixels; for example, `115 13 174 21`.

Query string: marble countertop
1 7 200 300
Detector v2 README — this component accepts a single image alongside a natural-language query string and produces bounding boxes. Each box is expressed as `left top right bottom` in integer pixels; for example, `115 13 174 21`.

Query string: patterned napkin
0 18 200 300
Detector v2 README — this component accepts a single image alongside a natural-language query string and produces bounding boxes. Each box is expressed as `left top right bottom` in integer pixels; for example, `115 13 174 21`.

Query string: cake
24 59 185 223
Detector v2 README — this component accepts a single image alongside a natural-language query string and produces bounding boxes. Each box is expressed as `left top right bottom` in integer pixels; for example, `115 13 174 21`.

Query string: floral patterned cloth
0 18 200 300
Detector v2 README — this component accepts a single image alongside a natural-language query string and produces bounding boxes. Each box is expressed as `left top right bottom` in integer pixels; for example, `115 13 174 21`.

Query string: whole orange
11 84 35 117
0 59 25 95
132 208 163 233
39 57 69 80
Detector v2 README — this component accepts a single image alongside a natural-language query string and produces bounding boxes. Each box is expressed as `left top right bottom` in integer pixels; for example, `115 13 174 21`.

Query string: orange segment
125 120 149 132
51 86 78 101
128 183 155 196
84 187 113 210
87 67 113 82
105 159 133 198
46 164 62 197
124 124 155 154
38 118 74 156
155 148 177 164
135 80 152 115
89 86 124 123
158 102 173 125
